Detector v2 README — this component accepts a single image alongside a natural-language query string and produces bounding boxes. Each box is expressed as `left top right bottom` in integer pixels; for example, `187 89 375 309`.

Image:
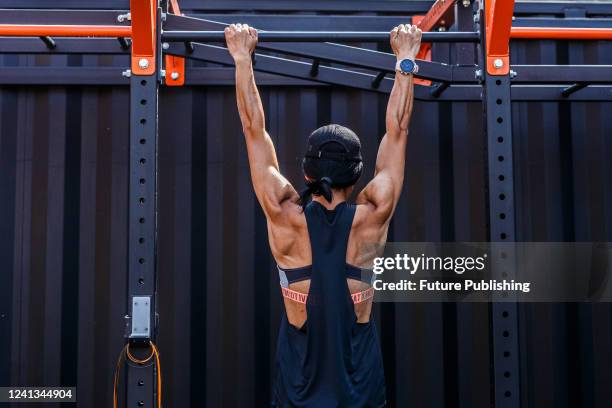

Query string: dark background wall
0 1 611 407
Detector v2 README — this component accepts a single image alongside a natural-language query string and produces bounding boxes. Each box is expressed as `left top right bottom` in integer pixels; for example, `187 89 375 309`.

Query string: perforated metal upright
480 0 521 406
126 0 161 407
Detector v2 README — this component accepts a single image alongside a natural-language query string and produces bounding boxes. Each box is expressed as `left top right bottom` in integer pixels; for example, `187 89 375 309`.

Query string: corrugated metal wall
1 2 611 408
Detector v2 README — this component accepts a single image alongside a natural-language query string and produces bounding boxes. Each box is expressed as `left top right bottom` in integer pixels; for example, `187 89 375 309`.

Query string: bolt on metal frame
1 0 612 406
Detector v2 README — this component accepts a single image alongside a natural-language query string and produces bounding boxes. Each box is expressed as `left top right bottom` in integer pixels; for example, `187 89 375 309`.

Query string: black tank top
272 201 386 407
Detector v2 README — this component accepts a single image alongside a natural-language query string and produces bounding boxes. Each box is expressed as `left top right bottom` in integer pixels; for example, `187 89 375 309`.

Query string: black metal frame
125 71 159 407
477 5 521 407
1 10 611 100
2 0 612 14
123 7 162 408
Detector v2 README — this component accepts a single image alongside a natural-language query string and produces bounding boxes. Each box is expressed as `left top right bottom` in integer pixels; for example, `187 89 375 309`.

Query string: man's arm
225 24 298 218
357 24 422 222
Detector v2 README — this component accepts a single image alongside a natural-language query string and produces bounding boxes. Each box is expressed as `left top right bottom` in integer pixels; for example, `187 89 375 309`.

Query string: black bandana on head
299 125 363 207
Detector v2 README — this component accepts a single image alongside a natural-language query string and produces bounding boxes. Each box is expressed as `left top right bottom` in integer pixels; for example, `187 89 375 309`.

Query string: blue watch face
399 59 415 73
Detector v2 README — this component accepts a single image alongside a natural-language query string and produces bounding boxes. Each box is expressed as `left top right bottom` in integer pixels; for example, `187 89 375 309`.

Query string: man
225 23 421 407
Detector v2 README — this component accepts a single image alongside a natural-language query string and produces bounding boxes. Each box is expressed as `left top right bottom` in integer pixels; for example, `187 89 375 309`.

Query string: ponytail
298 177 333 208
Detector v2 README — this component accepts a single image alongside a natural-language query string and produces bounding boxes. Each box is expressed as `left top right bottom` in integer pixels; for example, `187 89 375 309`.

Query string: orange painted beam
168 0 181 14
485 0 515 75
511 27 612 40
165 0 185 86
416 0 456 32
130 0 157 76
0 24 131 37
413 0 456 86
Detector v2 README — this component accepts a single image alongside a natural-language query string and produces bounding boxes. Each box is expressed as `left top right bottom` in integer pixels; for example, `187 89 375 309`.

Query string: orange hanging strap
113 341 163 408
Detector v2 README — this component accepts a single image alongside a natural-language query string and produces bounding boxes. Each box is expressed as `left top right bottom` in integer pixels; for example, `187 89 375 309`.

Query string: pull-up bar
160 30 481 43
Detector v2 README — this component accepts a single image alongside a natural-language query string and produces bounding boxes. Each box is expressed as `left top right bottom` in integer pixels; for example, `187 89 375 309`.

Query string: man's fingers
249 27 258 38
391 26 399 39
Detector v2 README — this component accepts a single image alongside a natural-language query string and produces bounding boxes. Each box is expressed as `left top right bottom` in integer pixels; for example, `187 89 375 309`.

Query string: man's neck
312 190 349 210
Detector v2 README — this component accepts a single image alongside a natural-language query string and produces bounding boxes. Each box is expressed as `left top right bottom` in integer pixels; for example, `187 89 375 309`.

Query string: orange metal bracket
485 0 515 75
164 0 185 86
413 0 457 86
130 0 157 76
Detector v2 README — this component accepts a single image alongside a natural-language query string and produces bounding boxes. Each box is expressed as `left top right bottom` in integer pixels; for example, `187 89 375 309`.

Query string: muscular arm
226 24 298 218
358 24 421 222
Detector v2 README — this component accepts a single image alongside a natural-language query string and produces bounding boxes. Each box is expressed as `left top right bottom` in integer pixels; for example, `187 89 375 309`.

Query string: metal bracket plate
130 296 151 338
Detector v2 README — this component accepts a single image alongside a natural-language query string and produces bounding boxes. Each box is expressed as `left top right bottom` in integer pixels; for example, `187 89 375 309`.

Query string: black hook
309 59 320 77
371 72 386 89
561 83 588 97
40 36 56 50
118 37 131 50
430 82 450 98
185 41 195 54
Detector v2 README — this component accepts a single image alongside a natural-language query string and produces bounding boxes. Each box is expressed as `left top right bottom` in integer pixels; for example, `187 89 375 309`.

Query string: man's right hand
390 24 422 61
224 23 258 63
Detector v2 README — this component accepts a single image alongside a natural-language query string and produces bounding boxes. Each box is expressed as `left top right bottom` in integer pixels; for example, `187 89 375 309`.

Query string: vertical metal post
126 71 159 408
126 1 160 407
480 1 520 406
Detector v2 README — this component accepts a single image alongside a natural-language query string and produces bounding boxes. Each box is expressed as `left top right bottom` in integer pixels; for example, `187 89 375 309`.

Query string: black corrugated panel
1 4 611 408
0 81 492 408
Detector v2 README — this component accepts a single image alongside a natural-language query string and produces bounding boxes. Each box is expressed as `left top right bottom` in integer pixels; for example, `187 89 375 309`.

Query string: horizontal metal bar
181 1 612 15
2 66 611 101
0 63 609 101
161 30 481 43
4 25 610 42
172 0 434 13
513 17 612 29
0 66 323 86
164 15 478 84
1 2 611 16
0 9 127 25
0 37 130 53
166 41 395 93
0 1 130 9
0 66 131 84
511 26 612 40
513 2 612 17
2 9 611 30
189 14 414 31
511 65 612 84
0 24 131 37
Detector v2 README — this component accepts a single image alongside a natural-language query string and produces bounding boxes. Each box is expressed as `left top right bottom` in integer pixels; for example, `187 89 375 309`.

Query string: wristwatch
395 58 419 75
